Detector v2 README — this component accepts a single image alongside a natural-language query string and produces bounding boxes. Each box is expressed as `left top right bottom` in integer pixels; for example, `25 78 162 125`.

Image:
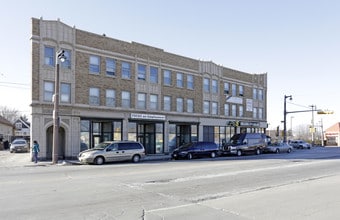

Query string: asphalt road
1 147 340 220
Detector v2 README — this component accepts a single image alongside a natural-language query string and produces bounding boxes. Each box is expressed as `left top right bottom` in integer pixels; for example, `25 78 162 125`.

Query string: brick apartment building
30 17 267 160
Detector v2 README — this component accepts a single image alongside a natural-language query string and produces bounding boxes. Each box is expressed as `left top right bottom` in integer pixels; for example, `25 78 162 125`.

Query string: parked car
221 133 269 156
9 139 29 153
290 140 311 149
78 141 145 165
171 142 219 160
264 142 293 154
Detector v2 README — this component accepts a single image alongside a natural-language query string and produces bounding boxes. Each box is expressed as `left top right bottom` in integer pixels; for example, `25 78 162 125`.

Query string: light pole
283 95 292 143
52 50 66 164
310 105 316 146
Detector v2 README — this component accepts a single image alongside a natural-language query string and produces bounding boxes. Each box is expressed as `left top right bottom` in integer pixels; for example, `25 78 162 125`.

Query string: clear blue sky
1 0 339 130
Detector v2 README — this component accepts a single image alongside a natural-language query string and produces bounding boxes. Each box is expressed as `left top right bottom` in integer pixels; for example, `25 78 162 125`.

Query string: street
1 147 340 220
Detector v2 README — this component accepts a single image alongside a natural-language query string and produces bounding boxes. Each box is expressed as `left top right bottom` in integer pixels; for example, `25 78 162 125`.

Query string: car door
117 143 131 161
105 143 119 162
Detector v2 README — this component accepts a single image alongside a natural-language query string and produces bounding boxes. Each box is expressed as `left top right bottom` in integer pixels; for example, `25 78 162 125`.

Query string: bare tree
0 106 24 123
294 124 312 142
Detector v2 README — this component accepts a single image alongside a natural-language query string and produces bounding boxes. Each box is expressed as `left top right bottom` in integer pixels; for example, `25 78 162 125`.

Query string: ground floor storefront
31 109 267 160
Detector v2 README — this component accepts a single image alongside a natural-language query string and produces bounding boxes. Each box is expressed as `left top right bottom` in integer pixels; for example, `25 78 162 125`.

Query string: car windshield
13 140 26 144
93 142 112 150
178 143 193 150
229 134 243 144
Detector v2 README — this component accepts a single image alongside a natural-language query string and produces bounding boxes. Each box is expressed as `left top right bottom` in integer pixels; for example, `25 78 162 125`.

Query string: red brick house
325 123 340 146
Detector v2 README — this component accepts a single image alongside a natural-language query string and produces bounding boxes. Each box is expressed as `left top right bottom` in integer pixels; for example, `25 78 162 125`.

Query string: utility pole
283 95 292 143
52 50 66 164
310 105 315 146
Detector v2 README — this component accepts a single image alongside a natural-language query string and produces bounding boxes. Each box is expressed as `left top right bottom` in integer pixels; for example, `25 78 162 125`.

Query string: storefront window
80 120 90 151
128 122 137 141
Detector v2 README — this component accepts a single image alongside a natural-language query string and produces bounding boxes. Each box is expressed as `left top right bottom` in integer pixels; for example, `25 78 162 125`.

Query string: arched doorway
46 126 66 160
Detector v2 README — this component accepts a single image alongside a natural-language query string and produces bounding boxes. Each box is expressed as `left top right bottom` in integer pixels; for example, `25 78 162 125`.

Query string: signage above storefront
131 113 166 121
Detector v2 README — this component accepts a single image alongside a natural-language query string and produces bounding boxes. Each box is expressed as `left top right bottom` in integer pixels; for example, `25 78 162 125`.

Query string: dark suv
171 142 219 160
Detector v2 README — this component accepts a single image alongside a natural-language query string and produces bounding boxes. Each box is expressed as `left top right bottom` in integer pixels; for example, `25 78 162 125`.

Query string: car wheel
275 148 280 154
287 148 292 153
187 153 193 160
132 155 141 163
210 151 216 158
237 150 242 156
256 148 261 155
94 156 105 165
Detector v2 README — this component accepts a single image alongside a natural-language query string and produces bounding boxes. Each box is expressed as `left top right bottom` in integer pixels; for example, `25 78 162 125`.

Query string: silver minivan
78 141 145 165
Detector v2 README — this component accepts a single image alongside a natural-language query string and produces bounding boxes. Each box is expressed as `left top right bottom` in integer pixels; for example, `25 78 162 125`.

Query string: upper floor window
253 88 257 100
232 84 237 96
44 46 55 66
212 79 218 94
231 104 237 117
203 101 210 114
176 72 183 88
164 96 171 111
176 98 183 112
239 105 244 117
106 58 116 76
253 107 258 118
138 64 146 80
122 62 131 79
239 85 244 96
212 102 218 115
224 82 229 94
43 81 54 102
187 99 194 113
89 88 100 105
163 70 171 85
60 83 71 103
203 78 210 93
224 104 229 116
89 55 100 73
150 94 158 110
150 66 158 84
187 75 194 90
137 93 146 109
61 49 71 69
258 89 263 100
106 89 116 107
259 108 263 119
122 91 131 108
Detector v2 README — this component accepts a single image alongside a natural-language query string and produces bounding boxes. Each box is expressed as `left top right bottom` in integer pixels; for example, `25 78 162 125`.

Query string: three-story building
31 18 267 160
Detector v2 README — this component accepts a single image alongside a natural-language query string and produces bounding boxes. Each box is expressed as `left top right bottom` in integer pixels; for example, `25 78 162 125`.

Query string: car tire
210 151 216 158
94 156 105 165
275 148 280 154
187 153 193 160
132 155 141 163
237 150 242 156
256 148 261 155
287 148 292 153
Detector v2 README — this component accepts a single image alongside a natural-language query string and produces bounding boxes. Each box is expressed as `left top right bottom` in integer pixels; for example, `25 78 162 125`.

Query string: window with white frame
150 66 158 83
164 96 171 111
253 88 257 100
259 108 263 119
239 105 244 117
106 58 116 76
176 98 183 112
232 84 237 96
203 101 210 114
106 89 116 107
138 64 146 80
122 62 131 79
224 104 229 116
89 55 100 73
212 102 218 115
232 104 237 117
150 94 158 110
89 88 100 105
239 85 244 96
212 79 218 94
253 107 258 118
61 49 71 69
122 91 131 108
163 70 171 85
176 72 183 87
187 74 194 90
44 46 55 66
203 78 210 93
60 83 71 103
43 81 54 102
258 89 263 100
137 93 146 109
224 82 229 94
187 99 194 113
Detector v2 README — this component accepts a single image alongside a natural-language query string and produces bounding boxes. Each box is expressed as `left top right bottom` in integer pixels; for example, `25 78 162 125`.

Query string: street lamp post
283 95 292 143
52 50 66 164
